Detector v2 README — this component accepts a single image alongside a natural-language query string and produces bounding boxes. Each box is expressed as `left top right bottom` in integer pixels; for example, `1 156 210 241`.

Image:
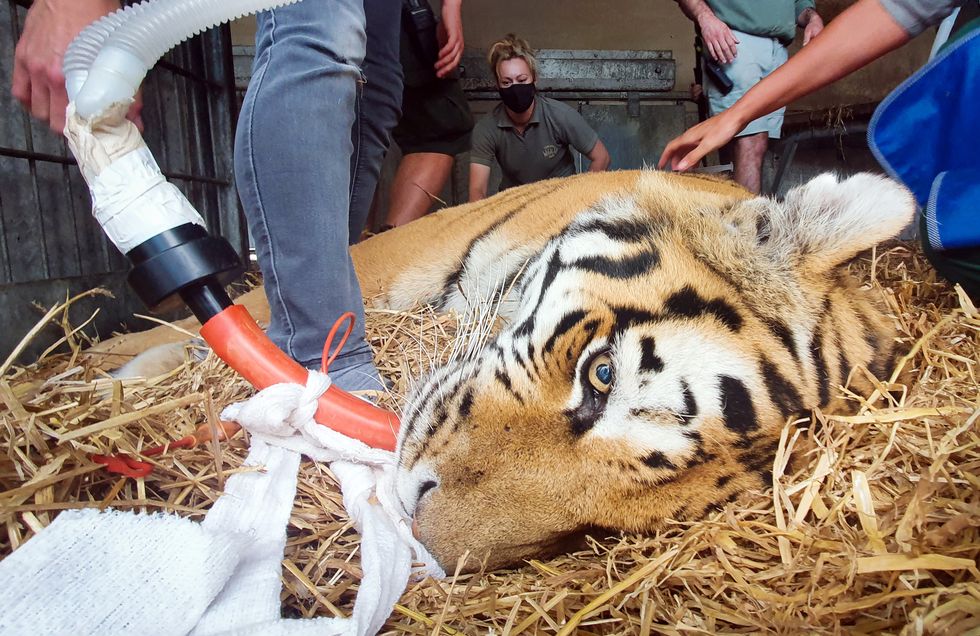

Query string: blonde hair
487 34 538 82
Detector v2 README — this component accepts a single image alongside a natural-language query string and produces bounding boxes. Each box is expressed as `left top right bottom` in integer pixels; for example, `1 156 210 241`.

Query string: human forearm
468 164 490 202
587 158 609 172
658 0 913 172
726 0 908 132
587 140 610 172
675 0 716 24
468 184 488 202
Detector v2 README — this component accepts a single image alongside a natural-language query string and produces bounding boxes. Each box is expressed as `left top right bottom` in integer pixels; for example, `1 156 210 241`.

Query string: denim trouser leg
348 0 403 244
235 0 390 388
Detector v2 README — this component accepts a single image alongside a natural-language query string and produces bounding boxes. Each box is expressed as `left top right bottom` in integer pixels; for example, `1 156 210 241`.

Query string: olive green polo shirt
470 96 600 190
706 0 815 45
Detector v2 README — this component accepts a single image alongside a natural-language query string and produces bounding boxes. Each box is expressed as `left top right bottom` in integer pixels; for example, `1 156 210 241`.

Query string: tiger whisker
399 305 449 427
466 260 524 363
461 269 497 362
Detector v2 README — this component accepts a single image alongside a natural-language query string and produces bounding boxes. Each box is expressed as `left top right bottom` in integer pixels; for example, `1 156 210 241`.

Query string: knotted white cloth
0 371 443 635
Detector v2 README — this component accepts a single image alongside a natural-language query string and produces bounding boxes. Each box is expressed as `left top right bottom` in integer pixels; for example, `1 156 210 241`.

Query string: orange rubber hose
199 304 399 451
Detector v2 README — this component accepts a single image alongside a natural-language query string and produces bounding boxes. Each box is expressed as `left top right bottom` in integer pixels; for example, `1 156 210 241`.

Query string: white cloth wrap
90 146 206 252
0 509 250 635
0 371 444 636
63 101 206 253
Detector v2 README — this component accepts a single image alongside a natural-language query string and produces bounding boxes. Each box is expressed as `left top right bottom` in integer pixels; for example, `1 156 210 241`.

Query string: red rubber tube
199 304 399 451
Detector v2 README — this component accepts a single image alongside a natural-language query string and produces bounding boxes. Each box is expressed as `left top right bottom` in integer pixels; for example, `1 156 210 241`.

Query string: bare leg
733 132 769 194
385 152 455 227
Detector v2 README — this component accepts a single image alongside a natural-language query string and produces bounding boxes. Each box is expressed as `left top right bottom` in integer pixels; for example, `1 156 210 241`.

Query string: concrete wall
230 0 936 114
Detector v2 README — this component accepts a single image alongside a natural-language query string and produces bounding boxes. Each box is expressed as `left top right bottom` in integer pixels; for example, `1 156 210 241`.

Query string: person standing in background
234 0 402 390
674 0 824 193
383 0 474 230
660 0 976 298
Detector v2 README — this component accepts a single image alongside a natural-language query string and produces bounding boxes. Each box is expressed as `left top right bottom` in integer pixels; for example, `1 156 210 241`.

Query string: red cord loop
91 421 240 478
91 454 154 478
321 312 356 374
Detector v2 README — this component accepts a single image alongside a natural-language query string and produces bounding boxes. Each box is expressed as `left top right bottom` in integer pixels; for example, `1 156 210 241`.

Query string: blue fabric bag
869 27 980 251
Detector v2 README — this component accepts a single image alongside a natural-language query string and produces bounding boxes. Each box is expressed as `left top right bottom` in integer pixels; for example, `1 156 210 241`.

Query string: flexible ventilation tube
63 11 128 102
63 0 300 252
67 0 301 117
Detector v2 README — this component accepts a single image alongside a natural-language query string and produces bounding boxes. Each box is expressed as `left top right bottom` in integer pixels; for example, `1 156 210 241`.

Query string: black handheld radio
403 0 440 69
695 32 734 96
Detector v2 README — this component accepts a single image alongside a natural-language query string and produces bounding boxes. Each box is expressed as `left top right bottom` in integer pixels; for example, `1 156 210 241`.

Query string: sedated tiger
94 170 915 571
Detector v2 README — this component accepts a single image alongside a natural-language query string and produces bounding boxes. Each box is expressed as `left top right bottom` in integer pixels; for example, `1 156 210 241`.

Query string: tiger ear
757 173 915 273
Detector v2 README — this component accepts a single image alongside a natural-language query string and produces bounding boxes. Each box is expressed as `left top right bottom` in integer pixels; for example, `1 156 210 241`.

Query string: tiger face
394 171 914 572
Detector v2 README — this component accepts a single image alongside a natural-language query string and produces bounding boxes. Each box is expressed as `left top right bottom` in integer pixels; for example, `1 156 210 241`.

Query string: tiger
88 169 914 572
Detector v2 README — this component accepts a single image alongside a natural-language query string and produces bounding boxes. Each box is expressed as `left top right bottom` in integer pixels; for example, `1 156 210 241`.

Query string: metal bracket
627 93 641 118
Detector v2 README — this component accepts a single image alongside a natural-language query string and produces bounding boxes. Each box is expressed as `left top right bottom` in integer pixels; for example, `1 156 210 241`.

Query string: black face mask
498 83 536 114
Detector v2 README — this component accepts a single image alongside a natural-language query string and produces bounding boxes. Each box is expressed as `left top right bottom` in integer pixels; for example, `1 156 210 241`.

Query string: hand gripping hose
62 0 400 451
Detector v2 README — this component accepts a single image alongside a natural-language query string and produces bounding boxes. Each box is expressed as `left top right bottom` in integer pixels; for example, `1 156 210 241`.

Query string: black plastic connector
126 223 243 321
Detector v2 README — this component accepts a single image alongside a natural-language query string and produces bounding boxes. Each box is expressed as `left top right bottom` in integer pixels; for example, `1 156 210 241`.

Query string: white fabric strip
0 509 249 634
215 371 444 634
0 371 443 635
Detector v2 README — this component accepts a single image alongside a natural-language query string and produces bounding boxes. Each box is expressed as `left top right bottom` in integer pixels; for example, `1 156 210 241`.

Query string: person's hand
697 11 739 64
658 109 745 172
802 11 824 45
435 0 464 78
12 0 142 135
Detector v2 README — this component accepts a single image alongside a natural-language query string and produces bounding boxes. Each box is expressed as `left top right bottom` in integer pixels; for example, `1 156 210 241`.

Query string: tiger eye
587 353 614 394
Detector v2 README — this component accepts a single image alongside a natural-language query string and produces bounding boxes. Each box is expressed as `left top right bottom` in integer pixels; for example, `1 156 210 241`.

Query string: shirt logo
542 144 558 159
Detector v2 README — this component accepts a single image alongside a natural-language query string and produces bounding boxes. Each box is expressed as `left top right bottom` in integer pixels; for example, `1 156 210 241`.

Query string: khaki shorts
706 29 789 139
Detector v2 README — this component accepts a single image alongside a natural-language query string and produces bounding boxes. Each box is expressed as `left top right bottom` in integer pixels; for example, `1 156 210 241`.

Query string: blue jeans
235 0 402 389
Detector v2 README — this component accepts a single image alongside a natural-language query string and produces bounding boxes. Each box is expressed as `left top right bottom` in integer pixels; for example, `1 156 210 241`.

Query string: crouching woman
468 34 611 201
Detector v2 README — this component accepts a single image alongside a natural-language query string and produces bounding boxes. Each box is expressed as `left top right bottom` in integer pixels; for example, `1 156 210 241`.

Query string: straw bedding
1 243 978 635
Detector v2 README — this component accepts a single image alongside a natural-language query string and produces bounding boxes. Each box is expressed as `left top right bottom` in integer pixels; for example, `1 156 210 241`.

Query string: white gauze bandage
64 101 206 253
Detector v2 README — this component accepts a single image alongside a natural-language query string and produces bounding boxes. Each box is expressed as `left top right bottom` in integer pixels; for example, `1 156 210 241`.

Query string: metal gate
1 0 245 363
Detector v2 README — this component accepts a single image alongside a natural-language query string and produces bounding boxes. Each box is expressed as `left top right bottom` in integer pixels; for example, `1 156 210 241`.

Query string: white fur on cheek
395 461 438 517
505 242 560 331
443 236 540 321
588 324 758 459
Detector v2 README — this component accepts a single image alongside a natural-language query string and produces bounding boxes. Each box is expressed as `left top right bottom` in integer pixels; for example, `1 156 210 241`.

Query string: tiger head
396 172 914 572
